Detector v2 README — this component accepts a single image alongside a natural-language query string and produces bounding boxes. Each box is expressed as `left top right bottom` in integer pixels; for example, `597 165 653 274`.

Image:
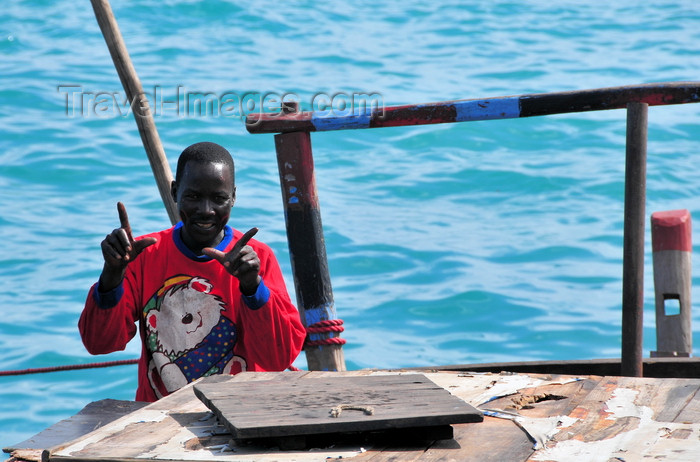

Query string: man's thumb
202 247 226 263
134 237 157 254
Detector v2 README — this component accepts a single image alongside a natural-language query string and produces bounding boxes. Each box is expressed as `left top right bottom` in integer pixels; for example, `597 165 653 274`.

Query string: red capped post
651 209 692 357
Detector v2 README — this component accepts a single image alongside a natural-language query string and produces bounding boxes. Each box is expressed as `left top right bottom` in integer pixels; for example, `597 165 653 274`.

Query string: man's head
171 142 236 254
175 142 235 185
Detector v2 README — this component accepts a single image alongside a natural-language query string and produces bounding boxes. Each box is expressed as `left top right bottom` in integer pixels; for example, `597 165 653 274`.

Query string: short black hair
175 142 235 184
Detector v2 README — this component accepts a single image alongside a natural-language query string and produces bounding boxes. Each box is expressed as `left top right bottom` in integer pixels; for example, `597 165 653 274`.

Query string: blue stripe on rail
311 108 372 131
454 97 521 121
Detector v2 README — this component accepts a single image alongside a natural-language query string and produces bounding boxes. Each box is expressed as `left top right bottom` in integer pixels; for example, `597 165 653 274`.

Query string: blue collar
172 222 233 261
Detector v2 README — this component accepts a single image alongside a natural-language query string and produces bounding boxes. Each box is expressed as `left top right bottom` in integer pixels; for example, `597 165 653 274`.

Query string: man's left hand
202 227 261 295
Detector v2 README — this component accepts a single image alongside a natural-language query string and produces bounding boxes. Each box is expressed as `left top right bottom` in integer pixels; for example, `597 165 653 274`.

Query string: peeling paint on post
273 127 346 372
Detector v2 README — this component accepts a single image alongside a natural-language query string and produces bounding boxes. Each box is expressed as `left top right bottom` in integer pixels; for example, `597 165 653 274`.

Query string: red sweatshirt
79 223 306 402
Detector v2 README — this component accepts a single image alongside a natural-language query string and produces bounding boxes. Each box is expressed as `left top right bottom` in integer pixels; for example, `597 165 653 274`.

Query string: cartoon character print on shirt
143 275 246 398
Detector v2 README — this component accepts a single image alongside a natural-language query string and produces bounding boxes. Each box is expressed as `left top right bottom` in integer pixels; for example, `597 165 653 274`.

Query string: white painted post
651 209 692 357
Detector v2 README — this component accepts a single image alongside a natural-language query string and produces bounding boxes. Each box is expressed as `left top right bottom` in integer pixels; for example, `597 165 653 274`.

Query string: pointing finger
233 227 258 252
117 202 134 243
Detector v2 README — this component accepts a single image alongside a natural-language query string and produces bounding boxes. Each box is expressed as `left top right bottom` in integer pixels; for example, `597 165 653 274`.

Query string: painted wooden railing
247 82 699 133
246 82 700 376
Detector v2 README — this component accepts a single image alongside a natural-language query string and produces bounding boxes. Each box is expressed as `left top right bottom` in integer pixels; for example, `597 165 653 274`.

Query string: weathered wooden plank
4 448 43 462
356 417 533 462
50 409 208 459
538 377 640 444
36 371 700 462
428 357 700 378
193 374 483 440
671 382 700 423
524 375 700 461
483 377 599 420
5 399 147 453
609 376 700 423
145 383 203 412
426 418 534 462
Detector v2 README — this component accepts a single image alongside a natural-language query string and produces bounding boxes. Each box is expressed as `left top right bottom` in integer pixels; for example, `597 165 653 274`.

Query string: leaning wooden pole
273 123 346 371
621 102 648 377
90 0 178 225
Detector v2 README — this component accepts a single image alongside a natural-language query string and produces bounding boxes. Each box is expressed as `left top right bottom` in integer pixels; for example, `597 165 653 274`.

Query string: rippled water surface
1 0 700 448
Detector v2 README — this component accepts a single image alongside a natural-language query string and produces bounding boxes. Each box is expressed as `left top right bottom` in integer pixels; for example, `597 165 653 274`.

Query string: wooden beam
427 357 700 378
246 82 700 134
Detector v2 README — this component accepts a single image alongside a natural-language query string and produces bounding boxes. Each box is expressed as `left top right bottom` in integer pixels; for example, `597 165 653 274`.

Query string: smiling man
79 142 306 402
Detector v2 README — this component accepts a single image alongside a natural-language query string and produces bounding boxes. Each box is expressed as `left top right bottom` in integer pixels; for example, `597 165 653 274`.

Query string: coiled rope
0 320 346 376
304 319 347 347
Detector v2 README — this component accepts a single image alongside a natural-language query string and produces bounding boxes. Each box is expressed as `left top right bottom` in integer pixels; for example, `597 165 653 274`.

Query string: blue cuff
241 278 270 310
93 280 124 309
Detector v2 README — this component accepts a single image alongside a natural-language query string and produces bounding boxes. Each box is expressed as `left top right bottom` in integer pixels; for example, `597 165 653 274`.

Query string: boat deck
6 369 700 461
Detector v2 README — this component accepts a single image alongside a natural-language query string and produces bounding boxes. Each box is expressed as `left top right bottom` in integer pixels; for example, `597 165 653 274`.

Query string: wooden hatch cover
193 373 482 444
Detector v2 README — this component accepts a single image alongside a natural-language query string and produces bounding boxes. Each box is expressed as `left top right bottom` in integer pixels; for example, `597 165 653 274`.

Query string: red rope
306 319 345 334
1 321 349 375
305 337 347 347
304 319 347 347
0 359 138 377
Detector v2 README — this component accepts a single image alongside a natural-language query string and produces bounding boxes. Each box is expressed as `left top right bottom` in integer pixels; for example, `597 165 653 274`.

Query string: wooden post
90 0 178 225
651 210 692 357
273 122 346 371
621 102 648 377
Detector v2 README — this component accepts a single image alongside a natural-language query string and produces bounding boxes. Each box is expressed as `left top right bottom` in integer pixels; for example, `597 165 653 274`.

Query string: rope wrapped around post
305 319 347 347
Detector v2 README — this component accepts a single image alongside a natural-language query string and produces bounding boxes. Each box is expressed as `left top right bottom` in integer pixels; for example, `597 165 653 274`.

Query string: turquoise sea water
1 0 700 449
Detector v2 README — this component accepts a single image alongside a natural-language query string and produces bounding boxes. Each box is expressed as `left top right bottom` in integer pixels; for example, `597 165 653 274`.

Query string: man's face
172 161 235 254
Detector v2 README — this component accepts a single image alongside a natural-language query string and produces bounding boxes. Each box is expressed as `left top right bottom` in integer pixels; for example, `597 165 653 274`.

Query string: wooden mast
90 0 178 225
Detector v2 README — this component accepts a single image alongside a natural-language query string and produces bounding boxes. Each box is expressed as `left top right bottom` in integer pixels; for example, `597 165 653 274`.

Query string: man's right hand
99 202 157 292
